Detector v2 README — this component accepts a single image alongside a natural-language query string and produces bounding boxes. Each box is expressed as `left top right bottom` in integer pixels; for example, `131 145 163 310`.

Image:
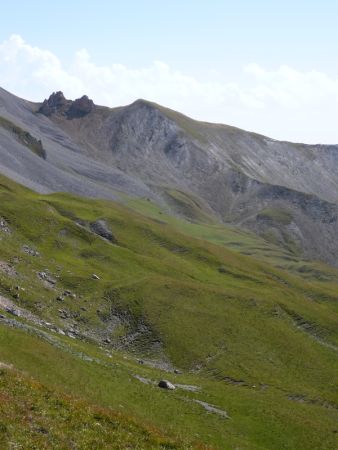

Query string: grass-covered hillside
0 173 338 449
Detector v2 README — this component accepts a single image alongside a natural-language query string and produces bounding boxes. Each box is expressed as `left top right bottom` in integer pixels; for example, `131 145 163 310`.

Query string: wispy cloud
1 34 337 144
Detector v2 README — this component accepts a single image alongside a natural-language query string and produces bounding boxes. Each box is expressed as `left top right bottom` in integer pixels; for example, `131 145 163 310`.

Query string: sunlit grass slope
0 174 337 449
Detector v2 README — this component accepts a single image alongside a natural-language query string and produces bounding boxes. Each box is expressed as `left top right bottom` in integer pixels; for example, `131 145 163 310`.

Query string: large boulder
158 380 176 390
90 220 117 243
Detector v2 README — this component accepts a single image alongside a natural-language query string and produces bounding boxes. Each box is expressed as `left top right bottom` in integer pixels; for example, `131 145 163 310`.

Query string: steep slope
54 97 338 205
0 87 156 201
0 364 186 449
0 174 338 449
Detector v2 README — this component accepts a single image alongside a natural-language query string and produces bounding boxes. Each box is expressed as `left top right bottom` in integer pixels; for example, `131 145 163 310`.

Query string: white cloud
0 35 84 98
245 63 338 108
0 34 337 144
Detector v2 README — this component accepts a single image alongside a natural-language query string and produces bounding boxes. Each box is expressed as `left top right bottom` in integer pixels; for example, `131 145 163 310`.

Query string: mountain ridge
1 86 338 266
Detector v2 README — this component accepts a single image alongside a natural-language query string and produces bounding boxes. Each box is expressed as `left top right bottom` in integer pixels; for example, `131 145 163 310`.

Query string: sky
0 0 338 144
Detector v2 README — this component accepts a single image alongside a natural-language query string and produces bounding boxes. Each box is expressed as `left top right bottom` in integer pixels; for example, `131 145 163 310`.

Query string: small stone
92 274 100 280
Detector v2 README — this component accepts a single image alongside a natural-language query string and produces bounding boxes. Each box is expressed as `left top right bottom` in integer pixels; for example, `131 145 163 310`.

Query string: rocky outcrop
0 116 46 159
38 92 94 119
67 95 94 118
90 219 117 243
39 91 69 116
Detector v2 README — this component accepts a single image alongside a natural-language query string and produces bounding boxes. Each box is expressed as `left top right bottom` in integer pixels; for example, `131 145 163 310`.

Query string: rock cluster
38 271 56 287
0 218 11 234
22 245 39 256
38 92 94 119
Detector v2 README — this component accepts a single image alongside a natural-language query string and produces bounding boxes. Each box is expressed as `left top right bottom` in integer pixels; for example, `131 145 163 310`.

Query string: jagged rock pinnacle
38 92 94 118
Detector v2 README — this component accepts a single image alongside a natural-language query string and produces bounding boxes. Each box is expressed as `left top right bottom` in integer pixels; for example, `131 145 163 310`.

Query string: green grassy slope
125 196 338 280
0 174 338 449
0 362 187 449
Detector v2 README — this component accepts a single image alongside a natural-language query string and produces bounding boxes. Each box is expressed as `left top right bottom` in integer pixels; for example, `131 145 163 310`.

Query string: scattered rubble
133 374 154 385
38 271 56 288
193 399 229 419
0 261 17 277
58 309 70 320
175 384 200 392
22 245 39 256
56 290 76 302
63 290 76 299
0 218 11 234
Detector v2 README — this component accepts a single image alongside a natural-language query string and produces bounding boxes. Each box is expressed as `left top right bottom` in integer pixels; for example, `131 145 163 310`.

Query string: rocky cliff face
0 86 338 265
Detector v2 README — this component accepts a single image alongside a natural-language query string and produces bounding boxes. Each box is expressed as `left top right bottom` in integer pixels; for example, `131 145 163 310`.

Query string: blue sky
1 1 338 143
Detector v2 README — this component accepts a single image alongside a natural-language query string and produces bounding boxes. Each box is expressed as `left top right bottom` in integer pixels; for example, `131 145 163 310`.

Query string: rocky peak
38 92 94 119
67 95 94 118
48 91 67 107
38 91 69 116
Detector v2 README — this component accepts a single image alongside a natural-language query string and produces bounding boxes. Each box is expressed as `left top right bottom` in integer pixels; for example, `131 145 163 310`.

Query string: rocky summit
38 91 94 118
